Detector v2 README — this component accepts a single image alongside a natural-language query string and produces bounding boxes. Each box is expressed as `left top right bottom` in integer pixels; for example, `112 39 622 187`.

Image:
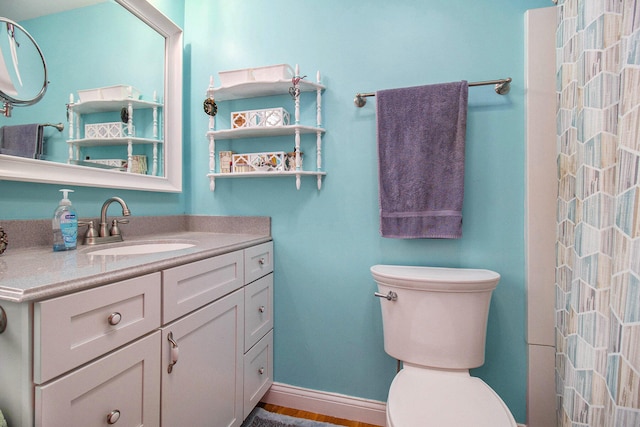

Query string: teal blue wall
184 0 548 423
0 0 549 423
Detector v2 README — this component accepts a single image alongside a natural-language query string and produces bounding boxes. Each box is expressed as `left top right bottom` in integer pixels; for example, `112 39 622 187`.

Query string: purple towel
376 81 468 239
0 124 43 159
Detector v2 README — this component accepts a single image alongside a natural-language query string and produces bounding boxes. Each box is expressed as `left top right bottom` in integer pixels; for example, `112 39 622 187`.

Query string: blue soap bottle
52 189 78 251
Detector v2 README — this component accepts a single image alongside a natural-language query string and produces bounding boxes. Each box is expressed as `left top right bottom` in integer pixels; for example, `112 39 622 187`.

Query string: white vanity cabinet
0 240 274 427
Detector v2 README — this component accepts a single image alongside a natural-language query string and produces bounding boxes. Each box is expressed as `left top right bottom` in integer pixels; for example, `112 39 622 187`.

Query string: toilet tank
371 265 500 369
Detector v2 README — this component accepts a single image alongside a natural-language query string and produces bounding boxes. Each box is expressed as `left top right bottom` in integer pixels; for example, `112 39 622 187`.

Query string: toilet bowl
371 265 516 427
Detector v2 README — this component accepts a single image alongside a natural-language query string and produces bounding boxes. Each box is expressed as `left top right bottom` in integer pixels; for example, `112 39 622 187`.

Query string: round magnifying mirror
0 18 48 116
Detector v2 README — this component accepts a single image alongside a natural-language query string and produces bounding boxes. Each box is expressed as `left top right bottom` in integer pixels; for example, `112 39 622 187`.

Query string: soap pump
52 189 78 251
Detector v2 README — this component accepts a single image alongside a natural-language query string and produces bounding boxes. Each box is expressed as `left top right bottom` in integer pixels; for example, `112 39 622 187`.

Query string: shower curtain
555 0 640 426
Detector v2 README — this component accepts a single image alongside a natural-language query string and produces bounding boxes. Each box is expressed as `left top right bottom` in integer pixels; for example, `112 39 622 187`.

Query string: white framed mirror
0 0 183 192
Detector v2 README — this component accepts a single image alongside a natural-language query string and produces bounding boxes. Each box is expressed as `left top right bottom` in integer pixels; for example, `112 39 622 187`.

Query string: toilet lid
387 367 516 427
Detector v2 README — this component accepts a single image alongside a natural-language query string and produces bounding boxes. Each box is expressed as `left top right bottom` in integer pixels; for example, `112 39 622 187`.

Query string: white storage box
218 64 294 86
78 85 141 102
231 108 290 128
252 64 294 82
218 68 254 87
232 152 286 173
85 122 134 139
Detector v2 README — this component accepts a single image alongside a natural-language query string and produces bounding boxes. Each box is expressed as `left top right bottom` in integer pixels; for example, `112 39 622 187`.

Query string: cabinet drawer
244 329 273 419
35 331 161 427
163 250 244 323
34 273 161 384
245 273 273 351
245 241 273 284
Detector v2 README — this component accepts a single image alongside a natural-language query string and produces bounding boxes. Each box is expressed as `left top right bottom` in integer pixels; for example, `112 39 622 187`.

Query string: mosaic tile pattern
556 0 640 425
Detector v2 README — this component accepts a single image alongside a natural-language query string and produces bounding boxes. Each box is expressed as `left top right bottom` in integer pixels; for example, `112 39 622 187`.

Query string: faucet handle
78 220 98 238
110 218 129 236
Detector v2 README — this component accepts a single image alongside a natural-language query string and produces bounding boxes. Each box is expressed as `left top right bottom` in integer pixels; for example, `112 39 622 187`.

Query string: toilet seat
386 366 516 427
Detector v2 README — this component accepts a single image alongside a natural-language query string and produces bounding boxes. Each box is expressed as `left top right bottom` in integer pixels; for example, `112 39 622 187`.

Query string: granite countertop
0 216 271 303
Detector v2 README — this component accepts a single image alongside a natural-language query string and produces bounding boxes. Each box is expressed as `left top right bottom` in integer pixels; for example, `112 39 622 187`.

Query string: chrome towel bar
354 77 512 107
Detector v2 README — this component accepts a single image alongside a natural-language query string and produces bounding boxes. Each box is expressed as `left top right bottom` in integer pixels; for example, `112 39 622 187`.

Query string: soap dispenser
52 189 78 251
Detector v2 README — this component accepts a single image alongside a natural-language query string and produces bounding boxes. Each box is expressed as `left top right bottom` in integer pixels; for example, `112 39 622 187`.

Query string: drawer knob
258 257 265 266
258 367 265 375
258 305 266 313
107 409 121 424
108 312 122 326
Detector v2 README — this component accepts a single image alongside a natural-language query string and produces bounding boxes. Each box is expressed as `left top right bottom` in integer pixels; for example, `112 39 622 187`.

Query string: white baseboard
261 382 387 426
261 382 527 427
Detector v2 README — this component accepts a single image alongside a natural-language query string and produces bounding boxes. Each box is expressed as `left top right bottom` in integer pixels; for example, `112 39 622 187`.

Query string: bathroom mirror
0 18 48 114
0 0 183 192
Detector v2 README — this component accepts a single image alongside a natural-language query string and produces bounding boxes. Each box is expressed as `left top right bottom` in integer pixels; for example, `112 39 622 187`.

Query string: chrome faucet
99 197 131 237
82 197 131 245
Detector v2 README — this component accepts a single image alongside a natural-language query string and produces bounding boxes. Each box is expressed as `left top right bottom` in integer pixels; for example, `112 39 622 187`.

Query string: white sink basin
87 242 195 256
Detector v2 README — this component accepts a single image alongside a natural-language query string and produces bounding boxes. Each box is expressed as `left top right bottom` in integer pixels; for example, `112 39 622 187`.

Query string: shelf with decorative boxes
204 64 326 191
66 86 162 176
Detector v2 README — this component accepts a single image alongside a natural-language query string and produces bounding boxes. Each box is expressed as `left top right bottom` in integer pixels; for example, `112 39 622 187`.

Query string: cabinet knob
107 409 121 424
258 367 265 375
258 257 265 266
108 312 122 326
258 305 266 313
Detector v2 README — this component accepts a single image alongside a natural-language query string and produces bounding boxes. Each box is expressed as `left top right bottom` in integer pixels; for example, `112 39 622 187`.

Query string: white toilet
371 265 517 427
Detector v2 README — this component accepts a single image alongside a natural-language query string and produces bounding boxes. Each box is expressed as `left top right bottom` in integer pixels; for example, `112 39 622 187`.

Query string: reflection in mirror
0 0 183 192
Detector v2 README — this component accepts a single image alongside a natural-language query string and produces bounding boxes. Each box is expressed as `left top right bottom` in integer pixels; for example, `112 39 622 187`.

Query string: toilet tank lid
370 265 500 292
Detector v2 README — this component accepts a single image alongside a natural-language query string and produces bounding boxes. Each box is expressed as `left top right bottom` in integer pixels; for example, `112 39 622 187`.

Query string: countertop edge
0 234 272 303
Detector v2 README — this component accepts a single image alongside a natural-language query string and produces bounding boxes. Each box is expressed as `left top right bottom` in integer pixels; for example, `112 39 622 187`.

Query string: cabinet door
34 272 161 383
244 241 273 284
163 250 244 323
35 331 161 427
245 273 273 351
161 289 244 427
243 329 273 419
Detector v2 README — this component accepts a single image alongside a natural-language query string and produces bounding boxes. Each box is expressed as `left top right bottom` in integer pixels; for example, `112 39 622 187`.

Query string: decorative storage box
85 122 134 139
232 152 286 173
231 108 290 129
78 85 141 102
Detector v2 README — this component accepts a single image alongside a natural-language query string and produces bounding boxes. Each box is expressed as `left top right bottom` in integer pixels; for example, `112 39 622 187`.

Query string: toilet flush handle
374 291 397 301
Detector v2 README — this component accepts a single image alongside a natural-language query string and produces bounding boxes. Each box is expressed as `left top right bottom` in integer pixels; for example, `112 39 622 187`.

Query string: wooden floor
258 403 383 427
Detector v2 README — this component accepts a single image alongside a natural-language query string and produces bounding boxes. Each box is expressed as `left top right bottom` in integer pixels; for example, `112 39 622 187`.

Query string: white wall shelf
69 137 162 147
208 125 325 140
212 80 325 101
205 65 326 191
